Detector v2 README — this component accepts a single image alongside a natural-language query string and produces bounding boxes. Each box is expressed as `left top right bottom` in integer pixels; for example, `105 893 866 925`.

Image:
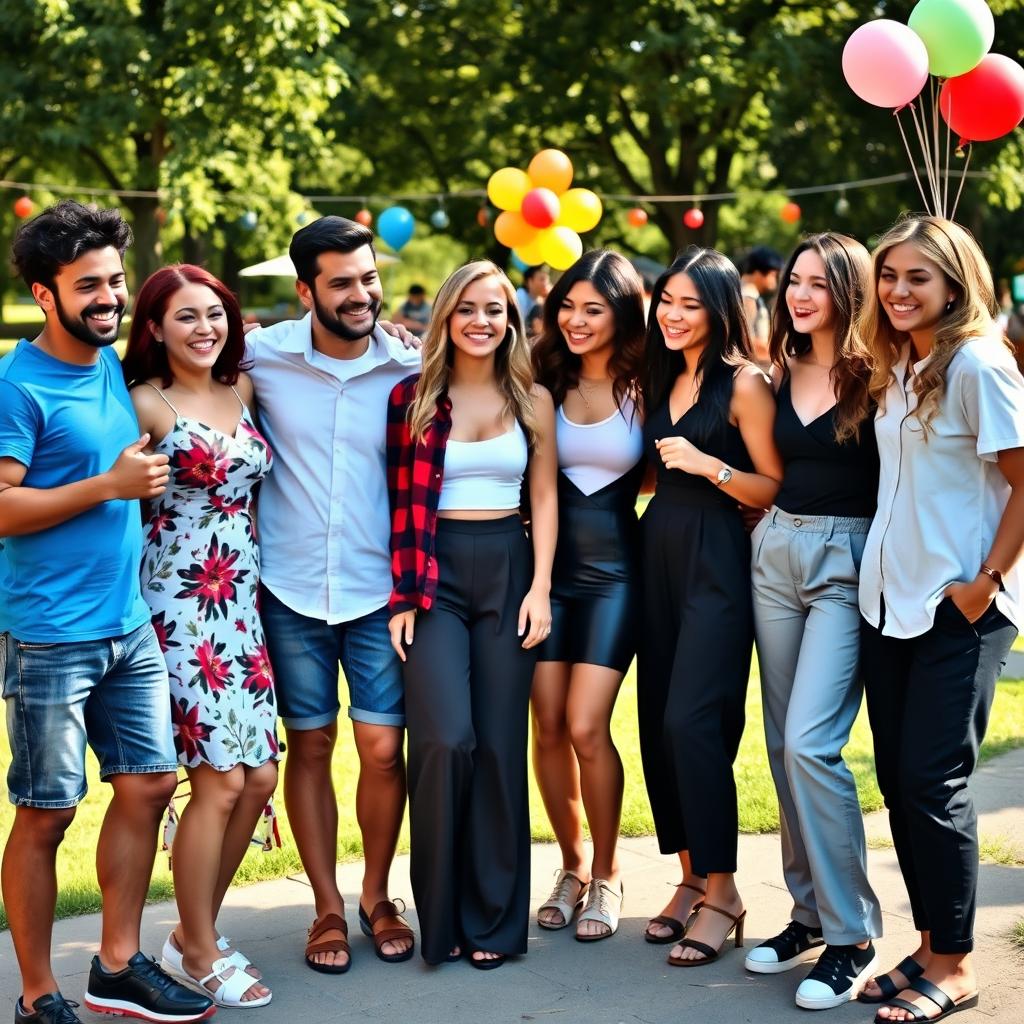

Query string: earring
944 299 955 313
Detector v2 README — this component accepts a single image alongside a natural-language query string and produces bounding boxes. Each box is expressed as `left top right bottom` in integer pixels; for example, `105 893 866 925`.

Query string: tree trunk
124 195 163 288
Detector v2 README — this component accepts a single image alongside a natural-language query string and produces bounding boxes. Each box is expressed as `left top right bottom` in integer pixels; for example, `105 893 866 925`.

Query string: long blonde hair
861 216 1002 428
407 260 537 445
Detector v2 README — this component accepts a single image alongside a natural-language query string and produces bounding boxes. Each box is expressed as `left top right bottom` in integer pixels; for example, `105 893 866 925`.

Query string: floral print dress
140 384 278 771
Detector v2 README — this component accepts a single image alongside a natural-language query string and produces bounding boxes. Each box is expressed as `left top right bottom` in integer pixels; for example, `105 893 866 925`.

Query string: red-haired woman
123 265 278 1009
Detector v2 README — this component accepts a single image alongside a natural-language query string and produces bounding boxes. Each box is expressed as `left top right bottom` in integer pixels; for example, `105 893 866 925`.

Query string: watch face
718 467 732 484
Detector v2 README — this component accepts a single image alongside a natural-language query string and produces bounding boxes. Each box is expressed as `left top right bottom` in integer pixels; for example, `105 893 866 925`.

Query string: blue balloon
239 210 258 231
377 206 415 251
510 252 528 272
430 208 450 230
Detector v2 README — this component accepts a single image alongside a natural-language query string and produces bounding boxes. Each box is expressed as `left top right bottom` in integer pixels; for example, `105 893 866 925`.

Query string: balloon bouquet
842 0 1024 219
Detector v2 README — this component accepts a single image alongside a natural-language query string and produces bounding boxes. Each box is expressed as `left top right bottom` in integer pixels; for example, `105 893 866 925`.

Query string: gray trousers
751 507 882 944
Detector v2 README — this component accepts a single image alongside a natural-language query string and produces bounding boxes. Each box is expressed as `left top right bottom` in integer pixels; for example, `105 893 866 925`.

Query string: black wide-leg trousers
403 516 537 964
861 597 1016 954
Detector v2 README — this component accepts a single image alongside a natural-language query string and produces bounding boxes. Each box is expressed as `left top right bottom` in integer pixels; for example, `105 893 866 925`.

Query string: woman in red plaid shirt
386 260 558 969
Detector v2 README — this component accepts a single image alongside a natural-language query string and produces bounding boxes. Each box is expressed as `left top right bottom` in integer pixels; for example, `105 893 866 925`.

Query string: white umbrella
239 252 397 277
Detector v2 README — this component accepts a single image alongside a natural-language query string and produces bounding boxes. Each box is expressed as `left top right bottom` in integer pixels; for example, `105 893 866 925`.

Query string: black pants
403 516 537 964
638 488 752 875
861 597 1017 954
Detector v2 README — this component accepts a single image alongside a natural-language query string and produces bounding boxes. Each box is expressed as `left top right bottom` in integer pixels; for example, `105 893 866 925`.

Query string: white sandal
189 955 272 1009
537 869 587 930
161 933 262 985
576 878 623 942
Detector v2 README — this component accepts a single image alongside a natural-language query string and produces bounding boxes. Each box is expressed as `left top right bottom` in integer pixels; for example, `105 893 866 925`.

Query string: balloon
627 207 648 227
514 238 548 266
494 210 539 250
239 211 258 231
476 207 491 228
834 195 851 216
377 206 415 250
908 0 994 78
842 20 929 108
939 54 1024 142
683 208 704 229
510 252 528 272
13 197 34 218
781 202 802 224
527 149 574 194
556 188 603 232
154 207 168 226
354 208 373 227
296 210 313 226
487 167 532 211
430 208 450 230
538 226 583 271
521 188 561 229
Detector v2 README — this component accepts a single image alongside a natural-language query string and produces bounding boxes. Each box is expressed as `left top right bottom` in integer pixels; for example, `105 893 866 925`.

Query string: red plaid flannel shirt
386 374 452 615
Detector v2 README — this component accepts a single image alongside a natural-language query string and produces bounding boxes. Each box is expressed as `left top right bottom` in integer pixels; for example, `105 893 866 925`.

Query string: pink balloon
843 20 929 108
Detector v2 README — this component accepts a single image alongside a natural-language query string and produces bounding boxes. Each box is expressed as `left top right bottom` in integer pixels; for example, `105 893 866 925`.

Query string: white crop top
557 397 644 495
437 420 528 510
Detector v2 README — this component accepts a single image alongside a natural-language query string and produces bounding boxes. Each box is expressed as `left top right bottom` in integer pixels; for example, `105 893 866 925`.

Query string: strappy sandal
576 878 623 943
358 899 415 963
667 902 745 967
873 979 979 1023
858 956 926 1004
537 869 588 930
187 956 272 1008
644 881 706 945
305 913 352 974
468 951 506 971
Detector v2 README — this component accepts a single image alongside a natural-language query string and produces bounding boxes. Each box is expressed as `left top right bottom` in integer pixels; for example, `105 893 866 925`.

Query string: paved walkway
1 749 1022 1024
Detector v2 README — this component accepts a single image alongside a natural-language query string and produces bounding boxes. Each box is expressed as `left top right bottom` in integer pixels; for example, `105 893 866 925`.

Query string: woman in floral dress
123 265 277 1009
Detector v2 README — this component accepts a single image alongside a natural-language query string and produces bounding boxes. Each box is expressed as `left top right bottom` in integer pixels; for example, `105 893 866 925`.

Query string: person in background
525 303 545 344
857 216 1024 1023
517 264 552 320
392 284 432 338
741 245 784 369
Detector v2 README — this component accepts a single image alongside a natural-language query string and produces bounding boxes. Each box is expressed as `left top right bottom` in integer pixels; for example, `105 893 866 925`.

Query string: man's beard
312 290 382 342
53 290 126 348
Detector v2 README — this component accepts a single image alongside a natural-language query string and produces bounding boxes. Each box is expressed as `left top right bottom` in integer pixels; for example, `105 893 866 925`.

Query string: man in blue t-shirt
0 202 213 1024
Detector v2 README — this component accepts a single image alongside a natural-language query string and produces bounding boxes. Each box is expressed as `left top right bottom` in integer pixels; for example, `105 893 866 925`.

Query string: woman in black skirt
530 250 646 941
639 247 782 967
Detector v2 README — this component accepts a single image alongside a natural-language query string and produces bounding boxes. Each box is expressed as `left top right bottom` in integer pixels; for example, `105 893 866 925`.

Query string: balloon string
909 101 939 215
931 78 942 217
951 144 972 222
944 85 952 219
895 110 931 212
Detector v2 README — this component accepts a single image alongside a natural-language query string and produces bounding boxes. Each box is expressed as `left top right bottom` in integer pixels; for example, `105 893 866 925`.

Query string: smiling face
786 248 834 337
45 246 128 348
656 272 709 354
448 274 508 360
878 241 956 335
153 282 228 378
558 280 615 358
301 245 383 342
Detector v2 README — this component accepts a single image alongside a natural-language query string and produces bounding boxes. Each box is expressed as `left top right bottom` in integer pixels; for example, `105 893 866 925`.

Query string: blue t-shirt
0 340 150 643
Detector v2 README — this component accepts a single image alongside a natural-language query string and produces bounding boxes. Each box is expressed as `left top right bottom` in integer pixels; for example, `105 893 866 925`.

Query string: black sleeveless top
773 375 879 517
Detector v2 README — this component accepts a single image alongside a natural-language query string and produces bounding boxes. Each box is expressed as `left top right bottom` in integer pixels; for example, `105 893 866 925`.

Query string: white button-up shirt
247 315 421 623
860 336 1024 638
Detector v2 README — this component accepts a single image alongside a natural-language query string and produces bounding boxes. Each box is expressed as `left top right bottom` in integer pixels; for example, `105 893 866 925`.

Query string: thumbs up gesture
105 434 171 499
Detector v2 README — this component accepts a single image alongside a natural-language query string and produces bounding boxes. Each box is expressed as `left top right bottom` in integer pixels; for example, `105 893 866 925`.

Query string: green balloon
909 0 995 78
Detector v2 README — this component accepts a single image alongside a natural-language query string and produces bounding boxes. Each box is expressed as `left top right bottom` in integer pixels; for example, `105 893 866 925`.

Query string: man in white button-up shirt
247 218 420 970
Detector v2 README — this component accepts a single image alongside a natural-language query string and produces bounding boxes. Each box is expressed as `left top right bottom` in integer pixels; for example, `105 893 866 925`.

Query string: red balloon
476 207 492 227
13 197 34 219
627 207 648 227
940 54 1024 143
354 208 373 227
683 208 704 229
780 202 802 224
520 188 560 229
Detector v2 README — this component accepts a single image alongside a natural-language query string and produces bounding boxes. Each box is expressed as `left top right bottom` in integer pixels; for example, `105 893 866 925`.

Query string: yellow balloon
487 167 532 211
494 211 538 250
556 188 603 233
514 237 547 266
527 149 574 194
538 226 583 271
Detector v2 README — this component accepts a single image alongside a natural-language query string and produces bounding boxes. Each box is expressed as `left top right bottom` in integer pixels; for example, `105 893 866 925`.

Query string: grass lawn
2 663 1023 931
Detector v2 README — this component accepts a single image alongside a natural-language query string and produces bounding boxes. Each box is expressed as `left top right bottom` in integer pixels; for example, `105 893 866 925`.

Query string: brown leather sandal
305 912 352 974
359 899 415 963
644 881 706 945
667 902 746 967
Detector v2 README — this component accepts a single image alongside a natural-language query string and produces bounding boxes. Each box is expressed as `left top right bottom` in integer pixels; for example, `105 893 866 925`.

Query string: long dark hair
532 249 646 417
769 233 873 443
122 265 247 389
641 247 751 445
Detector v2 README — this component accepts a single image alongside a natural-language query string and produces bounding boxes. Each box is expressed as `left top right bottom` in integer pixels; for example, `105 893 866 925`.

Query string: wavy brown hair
859 216 1002 430
407 260 537 445
531 249 646 419
769 233 873 443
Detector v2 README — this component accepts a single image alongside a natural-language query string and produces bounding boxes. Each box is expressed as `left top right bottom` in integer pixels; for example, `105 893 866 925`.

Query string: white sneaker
744 920 824 974
795 943 879 1010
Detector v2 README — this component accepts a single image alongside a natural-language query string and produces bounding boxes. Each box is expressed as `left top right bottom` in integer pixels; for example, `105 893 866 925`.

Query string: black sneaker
744 919 824 974
84 952 215 1023
14 993 81 1024
795 942 879 1010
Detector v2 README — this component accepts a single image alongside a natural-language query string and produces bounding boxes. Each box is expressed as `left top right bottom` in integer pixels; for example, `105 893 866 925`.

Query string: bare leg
645 850 706 941
2 806 76 1006
352 722 410 958
876 946 977 1022
669 871 743 963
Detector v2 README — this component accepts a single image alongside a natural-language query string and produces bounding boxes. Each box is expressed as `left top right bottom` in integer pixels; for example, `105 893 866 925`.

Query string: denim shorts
1 623 178 809
260 586 404 730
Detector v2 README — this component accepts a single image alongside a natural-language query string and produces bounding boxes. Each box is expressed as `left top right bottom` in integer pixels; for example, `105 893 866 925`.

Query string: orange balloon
514 237 547 266
13 196 34 219
476 207 492 227
355 208 373 226
494 210 538 250
527 149 574 194
780 202 802 224
627 207 648 228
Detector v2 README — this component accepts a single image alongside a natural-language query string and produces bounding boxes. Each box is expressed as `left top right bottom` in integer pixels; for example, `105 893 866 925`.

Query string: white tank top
557 396 644 495
438 420 528 510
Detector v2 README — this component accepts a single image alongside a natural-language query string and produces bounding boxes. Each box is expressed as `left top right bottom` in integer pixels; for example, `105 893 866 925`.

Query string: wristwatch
716 465 733 487
980 564 1004 588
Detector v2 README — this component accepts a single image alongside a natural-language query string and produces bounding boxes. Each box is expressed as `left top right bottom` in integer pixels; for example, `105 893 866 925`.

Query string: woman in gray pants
748 234 882 1010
